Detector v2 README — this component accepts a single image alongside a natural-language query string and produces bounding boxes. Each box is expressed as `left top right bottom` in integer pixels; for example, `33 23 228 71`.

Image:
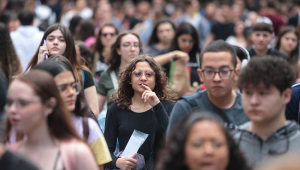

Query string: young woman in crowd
154 22 201 94
4 70 98 170
25 23 99 117
97 31 142 112
73 19 95 47
104 55 176 170
91 23 118 81
226 20 247 48
156 111 250 170
33 57 111 169
145 19 176 57
275 26 300 82
0 22 22 83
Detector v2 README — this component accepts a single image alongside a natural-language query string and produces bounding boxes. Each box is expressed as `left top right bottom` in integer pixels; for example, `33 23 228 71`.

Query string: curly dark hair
156 110 251 170
237 56 296 93
0 22 22 82
111 54 177 109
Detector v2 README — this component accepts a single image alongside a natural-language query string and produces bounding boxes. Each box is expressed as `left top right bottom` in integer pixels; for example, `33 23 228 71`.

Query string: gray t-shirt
167 90 249 136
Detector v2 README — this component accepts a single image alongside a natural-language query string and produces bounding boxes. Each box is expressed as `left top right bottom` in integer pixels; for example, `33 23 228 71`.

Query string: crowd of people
2 0 300 170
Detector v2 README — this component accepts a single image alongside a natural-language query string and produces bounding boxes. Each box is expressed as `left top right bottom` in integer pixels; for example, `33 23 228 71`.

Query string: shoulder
87 118 104 138
269 49 288 59
99 70 111 80
161 100 175 107
60 139 91 155
179 91 207 104
6 141 24 152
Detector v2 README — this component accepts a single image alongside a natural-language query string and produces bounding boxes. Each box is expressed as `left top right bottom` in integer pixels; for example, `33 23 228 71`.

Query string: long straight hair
4 70 81 143
25 23 89 83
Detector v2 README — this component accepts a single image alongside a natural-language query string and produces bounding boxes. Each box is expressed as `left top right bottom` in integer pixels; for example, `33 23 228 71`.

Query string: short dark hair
253 23 273 34
237 56 296 93
199 40 237 68
18 9 35 26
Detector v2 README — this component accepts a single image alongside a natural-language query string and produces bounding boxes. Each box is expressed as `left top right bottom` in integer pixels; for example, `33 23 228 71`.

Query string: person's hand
141 84 160 106
173 51 189 64
116 153 137 170
37 46 49 64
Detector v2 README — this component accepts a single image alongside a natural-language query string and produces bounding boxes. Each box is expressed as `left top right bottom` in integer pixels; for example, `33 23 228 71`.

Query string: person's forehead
253 30 272 35
121 34 139 43
157 23 172 30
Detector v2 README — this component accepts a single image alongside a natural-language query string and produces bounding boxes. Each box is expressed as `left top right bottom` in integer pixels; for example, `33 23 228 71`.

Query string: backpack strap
179 93 231 124
82 117 89 143
110 71 118 90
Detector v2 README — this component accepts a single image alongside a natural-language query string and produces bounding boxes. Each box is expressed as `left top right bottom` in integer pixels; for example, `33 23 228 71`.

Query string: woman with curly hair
104 54 176 170
156 110 251 170
0 22 22 83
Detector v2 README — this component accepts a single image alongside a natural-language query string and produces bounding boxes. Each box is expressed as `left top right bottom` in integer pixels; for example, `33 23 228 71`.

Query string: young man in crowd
167 40 249 136
10 9 44 71
234 56 300 167
248 22 287 59
204 3 234 46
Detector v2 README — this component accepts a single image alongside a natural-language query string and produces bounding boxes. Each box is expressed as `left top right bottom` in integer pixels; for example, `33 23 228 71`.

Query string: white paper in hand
121 130 149 157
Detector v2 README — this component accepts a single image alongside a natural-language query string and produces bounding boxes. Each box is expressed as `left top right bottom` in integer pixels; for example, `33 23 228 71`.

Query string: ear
44 97 57 115
116 47 121 55
234 68 240 82
197 68 204 82
282 88 292 105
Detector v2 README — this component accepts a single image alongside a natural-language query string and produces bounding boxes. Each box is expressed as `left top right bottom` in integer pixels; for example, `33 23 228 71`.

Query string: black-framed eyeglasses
57 82 81 95
101 33 116 37
121 43 141 49
131 70 156 78
200 68 235 80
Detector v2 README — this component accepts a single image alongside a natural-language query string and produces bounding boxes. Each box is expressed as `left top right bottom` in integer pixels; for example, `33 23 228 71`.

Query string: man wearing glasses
167 40 248 136
233 56 300 167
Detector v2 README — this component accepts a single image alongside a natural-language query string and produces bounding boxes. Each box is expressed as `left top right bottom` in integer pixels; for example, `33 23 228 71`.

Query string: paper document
121 130 149 157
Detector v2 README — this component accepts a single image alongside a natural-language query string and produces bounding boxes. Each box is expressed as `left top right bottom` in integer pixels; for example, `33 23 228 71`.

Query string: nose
212 72 222 82
140 73 147 80
54 38 58 44
249 93 260 105
203 142 214 155
66 86 76 96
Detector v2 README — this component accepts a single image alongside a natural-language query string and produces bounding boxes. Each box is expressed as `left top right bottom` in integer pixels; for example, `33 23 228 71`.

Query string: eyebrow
203 65 231 69
47 35 65 38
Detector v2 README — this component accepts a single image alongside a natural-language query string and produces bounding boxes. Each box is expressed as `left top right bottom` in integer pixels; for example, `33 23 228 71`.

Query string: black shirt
247 47 288 59
104 100 174 169
0 151 39 170
82 70 95 89
211 21 234 40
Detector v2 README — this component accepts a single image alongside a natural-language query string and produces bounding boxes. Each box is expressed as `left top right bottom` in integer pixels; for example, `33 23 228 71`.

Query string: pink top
7 139 98 170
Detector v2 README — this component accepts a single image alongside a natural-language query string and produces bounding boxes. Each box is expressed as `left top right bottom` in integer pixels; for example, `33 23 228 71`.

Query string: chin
67 106 75 113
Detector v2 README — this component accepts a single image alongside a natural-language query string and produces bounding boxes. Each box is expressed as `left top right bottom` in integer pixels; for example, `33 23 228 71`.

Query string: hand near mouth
141 84 160 106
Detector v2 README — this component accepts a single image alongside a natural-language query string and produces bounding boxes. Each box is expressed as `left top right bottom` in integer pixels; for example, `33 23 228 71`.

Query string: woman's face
280 32 298 54
234 21 245 35
184 120 229 170
54 71 78 112
117 34 140 65
46 29 67 56
157 22 175 44
130 61 156 94
177 34 194 53
100 26 117 48
6 80 47 133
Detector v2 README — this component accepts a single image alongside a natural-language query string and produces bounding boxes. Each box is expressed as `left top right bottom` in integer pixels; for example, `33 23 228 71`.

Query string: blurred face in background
184 120 229 170
157 22 175 44
178 34 194 53
279 32 298 54
100 26 117 48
